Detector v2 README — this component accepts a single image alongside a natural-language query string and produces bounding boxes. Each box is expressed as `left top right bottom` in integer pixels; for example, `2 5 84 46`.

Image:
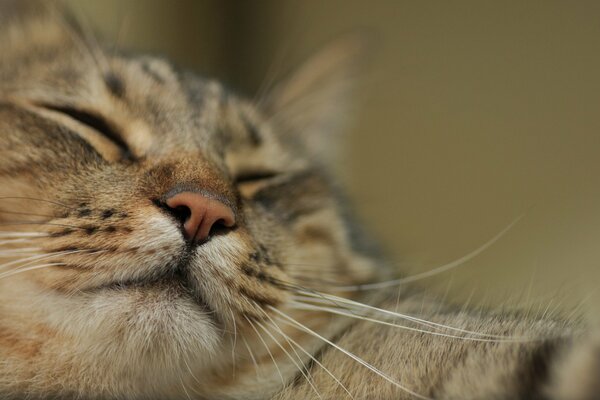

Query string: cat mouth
85 268 213 312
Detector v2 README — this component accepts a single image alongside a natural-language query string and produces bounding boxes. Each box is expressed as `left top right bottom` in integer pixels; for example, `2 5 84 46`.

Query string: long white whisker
0 263 65 280
0 238 38 246
244 316 286 387
0 251 69 271
261 311 355 399
0 247 42 254
289 301 530 343
50 2 111 75
334 214 523 291
0 232 48 238
177 373 193 400
270 307 432 400
293 292 529 340
0 197 73 210
255 320 322 399
229 309 237 378
0 249 102 271
241 335 261 379
256 309 308 374
182 356 204 390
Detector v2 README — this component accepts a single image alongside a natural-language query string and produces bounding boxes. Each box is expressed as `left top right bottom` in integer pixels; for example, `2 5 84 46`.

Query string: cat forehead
106 58 267 154
0 1 262 145
1 42 268 158
0 2 344 166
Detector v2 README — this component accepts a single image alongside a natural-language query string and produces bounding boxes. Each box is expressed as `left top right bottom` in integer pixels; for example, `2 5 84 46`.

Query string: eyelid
33 102 134 161
235 171 278 183
235 171 280 198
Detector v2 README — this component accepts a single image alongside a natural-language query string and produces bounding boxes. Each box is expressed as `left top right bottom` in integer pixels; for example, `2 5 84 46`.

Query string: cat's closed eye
235 171 278 184
27 101 133 161
235 170 279 197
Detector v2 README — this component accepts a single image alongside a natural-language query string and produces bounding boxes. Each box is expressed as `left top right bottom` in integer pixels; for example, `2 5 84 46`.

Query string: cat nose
165 192 236 243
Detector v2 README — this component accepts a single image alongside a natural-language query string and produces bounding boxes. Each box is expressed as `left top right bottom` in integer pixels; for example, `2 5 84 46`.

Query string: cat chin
0 280 226 399
38 282 223 367
90 286 215 333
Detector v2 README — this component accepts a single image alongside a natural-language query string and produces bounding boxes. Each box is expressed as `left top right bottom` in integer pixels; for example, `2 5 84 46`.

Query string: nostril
160 191 236 244
152 199 191 226
210 218 231 236
171 205 192 226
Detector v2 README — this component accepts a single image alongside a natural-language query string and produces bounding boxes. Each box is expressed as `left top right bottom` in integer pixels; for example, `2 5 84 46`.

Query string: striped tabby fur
0 2 596 399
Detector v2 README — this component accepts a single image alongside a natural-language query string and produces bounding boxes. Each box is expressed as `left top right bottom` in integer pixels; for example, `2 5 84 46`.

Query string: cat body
0 2 597 399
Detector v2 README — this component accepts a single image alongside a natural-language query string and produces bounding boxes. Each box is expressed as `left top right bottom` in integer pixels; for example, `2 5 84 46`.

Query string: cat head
0 1 383 397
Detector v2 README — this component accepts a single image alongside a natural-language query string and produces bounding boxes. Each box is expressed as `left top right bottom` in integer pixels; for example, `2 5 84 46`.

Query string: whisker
0 197 75 210
270 307 432 400
182 355 204 392
260 310 355 399
0 262 66 281
0 232 49 238
241 335 261 379
0 238 39 246
177 373 193 400
46 1 111 76
253 41 292 106
287 274 346 288
333 214 524 291
229 308 237 378
0 221 86 230
0 249 105 271
0 209 60 219
110 1 134 59
0 251 67 271
268 276 552 341
289 301 529 343
0 247 42 254
257 309 312 379
244 316 286 387
292 291 534 340
255 319 322 399
0 252 41 259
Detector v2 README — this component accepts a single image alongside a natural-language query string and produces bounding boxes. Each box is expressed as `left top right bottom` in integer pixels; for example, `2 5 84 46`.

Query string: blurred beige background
70 0 600 313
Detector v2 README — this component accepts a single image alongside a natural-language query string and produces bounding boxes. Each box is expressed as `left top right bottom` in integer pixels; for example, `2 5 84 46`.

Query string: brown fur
0 2 597 399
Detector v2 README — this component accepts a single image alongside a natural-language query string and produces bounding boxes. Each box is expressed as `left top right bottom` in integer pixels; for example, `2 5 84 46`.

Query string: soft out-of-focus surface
70 0 600 313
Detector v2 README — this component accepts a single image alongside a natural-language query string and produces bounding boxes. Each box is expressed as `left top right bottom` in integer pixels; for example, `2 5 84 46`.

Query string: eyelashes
34 103 133 161
235 170 280 198
235 171 278 184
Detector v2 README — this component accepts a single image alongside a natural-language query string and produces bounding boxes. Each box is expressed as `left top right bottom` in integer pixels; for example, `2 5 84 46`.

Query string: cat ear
264 35 369 165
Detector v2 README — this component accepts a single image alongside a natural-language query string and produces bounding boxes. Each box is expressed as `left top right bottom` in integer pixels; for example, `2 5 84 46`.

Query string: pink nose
165 192 235 243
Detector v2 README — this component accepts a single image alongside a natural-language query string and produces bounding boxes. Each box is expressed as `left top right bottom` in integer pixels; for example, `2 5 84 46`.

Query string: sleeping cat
0 1 598 399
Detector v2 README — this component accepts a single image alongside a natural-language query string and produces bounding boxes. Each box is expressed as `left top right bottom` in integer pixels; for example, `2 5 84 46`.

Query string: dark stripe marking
104 73 125 98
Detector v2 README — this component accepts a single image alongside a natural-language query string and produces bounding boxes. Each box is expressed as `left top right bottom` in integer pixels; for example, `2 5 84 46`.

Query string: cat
0 1 598 399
